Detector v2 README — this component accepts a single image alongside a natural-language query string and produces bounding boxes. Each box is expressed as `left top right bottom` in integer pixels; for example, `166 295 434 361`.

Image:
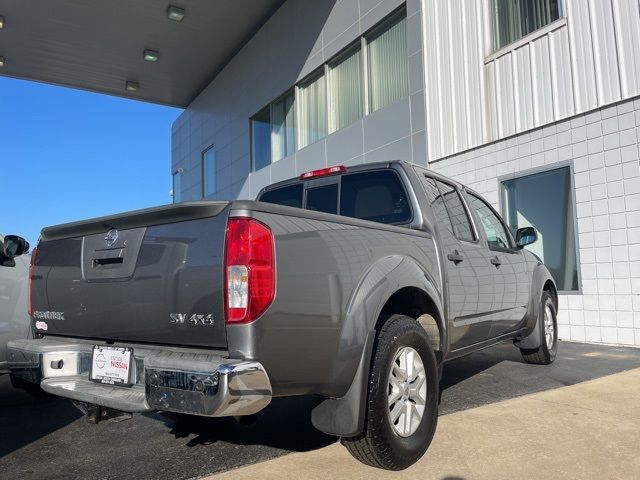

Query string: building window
366 10 408 113
249 7 409 172
328 44 362 134
202 146 215 197
271 90 296 162
251 106 271 171
172 169 182 203
492 0 561 50
501 166 578 291
297 69 327 149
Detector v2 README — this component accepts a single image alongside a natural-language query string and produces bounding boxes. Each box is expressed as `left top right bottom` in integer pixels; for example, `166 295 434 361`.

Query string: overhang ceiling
0 0 283 107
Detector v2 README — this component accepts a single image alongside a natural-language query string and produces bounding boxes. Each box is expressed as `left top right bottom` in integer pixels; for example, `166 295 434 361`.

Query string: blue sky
0 77 182 247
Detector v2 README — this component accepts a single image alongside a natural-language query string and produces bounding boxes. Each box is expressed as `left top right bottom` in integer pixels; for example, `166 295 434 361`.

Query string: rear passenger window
340 170 412 224
259 184 303 208
306 184 338 214
423 177 475 242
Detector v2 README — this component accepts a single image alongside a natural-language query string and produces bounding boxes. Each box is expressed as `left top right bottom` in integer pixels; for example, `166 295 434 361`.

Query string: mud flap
514 310 543 350
311 330 375 437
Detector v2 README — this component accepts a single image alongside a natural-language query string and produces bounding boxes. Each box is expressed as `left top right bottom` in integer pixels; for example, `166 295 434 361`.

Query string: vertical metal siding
530 35 555 128
588 0 621 105
422 0 640 161
565 0 598 113
549 27 575 119
611 0 640 98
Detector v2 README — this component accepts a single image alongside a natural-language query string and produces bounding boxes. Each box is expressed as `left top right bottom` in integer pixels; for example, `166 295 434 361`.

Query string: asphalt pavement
1 341 639 480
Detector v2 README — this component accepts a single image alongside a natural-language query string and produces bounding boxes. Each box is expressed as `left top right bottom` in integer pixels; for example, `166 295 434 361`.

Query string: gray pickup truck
8 161 558 470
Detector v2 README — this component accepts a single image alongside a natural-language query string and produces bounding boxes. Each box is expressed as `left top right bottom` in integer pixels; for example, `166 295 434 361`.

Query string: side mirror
3 235 30 258
515 227 537 248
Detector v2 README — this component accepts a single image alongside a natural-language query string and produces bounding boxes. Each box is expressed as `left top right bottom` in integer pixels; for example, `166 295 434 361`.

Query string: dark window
492 0 561 50
340 170 412 224
426 178 475 242
258 184 303 209
251 106 271 171
306 184 338 214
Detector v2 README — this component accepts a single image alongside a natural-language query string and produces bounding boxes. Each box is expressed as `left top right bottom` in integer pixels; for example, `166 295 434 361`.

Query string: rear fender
312 255 444 437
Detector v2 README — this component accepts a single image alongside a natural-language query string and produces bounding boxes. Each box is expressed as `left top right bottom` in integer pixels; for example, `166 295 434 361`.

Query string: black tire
341 314 439 470
520 291 558 365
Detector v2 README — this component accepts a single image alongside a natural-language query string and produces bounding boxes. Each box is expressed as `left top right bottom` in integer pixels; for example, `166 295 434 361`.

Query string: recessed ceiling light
125 81 139 92
167 5 185 22
0 16 5 29
143 49 159 62
0 57 5 67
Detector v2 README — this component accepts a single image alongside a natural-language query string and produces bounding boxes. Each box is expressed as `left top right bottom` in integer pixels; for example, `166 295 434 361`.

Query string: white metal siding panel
565 0 598 113
611 0 640 98
588 0 621 106
468 0 486 146
485 61 499 142
549 27 576 120
423 0 443 160
495 53 516 138
438 1 455 156
530 35 554 127
449 0 468 152
512 44 534 132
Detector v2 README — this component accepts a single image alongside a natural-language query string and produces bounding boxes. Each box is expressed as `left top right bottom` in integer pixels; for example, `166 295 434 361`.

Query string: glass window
501 166 578 291
430 180 475 242
328 45 362 134
492 0 561 50
468 194 512 250
251 106 271 171
172 170 182 203
306 184 338 214
258 184 303 209
340 170 411 224
366 10 408 113
271 90 295 162
202 146 215 197
297 70 327 149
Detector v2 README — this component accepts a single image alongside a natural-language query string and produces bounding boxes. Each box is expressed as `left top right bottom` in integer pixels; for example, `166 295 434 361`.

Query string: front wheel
520 291 558 365
341 315 439 470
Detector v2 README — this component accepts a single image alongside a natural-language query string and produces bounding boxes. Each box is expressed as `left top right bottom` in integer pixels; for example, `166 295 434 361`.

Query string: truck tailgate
31 202 230 349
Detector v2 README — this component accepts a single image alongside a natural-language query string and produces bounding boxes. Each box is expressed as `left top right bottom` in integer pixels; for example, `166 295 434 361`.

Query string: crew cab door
420 176 492 350
464 192 531 337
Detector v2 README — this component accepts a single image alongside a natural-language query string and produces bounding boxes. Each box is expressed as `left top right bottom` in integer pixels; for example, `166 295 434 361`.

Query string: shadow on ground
0 341 639 480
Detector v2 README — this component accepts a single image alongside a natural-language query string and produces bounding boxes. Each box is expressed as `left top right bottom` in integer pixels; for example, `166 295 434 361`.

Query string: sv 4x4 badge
170 313 215 326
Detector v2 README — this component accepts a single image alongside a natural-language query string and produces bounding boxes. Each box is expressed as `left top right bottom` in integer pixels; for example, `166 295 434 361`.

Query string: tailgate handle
93 257 124 267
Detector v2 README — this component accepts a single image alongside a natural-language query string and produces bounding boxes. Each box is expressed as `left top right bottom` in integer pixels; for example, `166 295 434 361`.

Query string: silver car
0 234 31 374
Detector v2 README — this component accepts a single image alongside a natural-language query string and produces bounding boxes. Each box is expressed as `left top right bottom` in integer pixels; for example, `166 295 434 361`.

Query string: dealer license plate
90 346 133 386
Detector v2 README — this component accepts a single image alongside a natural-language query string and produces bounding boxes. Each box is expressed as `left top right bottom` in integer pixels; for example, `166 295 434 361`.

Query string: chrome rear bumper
7 338 271 417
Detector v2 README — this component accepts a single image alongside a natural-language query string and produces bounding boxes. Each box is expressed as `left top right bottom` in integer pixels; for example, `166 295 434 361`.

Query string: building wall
171 0 427 202
422 0 640 161
431 96 640 347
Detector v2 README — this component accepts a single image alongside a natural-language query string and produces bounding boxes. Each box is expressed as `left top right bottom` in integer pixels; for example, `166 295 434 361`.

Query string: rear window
257 169 412 225
259 184 303 208
307 184 338 214
340 171 411 224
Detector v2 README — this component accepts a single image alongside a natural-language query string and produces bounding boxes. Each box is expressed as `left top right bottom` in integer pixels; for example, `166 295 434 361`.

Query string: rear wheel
341 315 439 470
520 291 558 365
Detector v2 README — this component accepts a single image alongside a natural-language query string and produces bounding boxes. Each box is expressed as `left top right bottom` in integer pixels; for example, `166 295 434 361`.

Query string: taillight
224 218 275 324
27 247 37 316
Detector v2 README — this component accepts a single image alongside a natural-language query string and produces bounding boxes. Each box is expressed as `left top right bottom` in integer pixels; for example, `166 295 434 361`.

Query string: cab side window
422 177 475 242
467 194 512 250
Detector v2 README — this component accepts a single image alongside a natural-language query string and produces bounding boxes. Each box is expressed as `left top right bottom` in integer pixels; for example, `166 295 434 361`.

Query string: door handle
447 250 464 264
490 256 502 267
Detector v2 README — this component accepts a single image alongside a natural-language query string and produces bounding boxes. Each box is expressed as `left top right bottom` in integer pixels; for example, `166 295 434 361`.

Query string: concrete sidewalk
206 368 640 480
